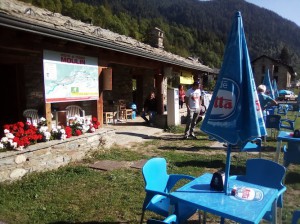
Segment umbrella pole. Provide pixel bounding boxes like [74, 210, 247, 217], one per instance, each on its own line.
[224, 144, 232, 195]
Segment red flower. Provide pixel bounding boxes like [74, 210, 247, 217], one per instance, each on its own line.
[17, 122, 24, 128]
[92, 117, 98, 122]
[3, 124, 10, 130]
[65, 126, 72, 138]
[12, 125, 18, 131]
[75, 129, 82, 136]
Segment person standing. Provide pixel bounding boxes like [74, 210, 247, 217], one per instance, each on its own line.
[257, 84, 278, 123]
[178, 85, 185, 108]
[141, 91, 157, 126]
[184, 81, 202, 139]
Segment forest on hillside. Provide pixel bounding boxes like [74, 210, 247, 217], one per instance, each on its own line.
[20, 0, 300, 75]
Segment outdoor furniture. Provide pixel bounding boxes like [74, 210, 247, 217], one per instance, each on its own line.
[276, 105, 288, 118]
[230, 158, 286, 223]
[282, 142, 300, 167]
[103, 111, 115, 125]
[170, 172, 279, 224]
[234, 138, 262, 167]
[140, 157, 196, 224]
[147, 214, 177, 224]
[275, 131, 300, 163]
[292, 210, 300, 224]
[118, 100, 133, 121]
[65, 105, 85, 118]
[266, 106, 277, 116]
[23, 109, 39, 125]
[280, 112, 299, 131]
[266, 114, 281, 139]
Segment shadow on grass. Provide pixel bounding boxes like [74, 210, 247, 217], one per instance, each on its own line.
[285, 171, 300, 184]
[174, 159, 224, 169]
[159, 134, 186, 141]
[158, 145, 225, 152]
[49, 222, 130, 224]
[174, 159, 246, 176]
[261, 146, 276, 152]
[115, 131, 160, 140]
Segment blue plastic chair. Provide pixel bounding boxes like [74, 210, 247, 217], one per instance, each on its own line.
[266, 106, 277, 115]
[230, 158, 286, 223]
[140, 157, 196, 224]
[240, 138, 262, 153]
[266, 114, 281, 139]
[234, 138, 262, 167]
[292, 210, 300, 224]
[147, 214, 177, 224]
[283, 142, 300, 167]
[280, 111, 299, 131]
[277, 105, 288, 118]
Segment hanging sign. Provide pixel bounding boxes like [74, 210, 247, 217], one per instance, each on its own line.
[43, 50, 99, 103]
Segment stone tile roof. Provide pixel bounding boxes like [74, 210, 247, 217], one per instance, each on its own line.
[0, 0, 216, 73]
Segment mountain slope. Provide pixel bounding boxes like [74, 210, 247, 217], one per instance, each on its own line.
[23, 0, 300, 74]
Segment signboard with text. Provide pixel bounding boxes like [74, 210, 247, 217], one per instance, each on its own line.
[43, 50, 99, 103]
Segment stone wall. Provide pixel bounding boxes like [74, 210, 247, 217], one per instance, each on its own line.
[23, 52, 45, 111]
[0, 128, 116, 183]
[252, 57, 290, 90]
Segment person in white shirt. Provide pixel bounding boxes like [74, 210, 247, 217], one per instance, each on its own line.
[184, 81, 202, 139]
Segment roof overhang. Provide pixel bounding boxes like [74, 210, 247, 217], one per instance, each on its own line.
[0, 13, 214, 73]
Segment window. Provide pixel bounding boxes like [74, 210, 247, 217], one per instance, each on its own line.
[261, 65, 266, 74]
[132, 79, 137, 91]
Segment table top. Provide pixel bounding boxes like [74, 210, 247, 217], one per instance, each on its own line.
[170, 173, 278, 224]
[277, 131, 300, 142]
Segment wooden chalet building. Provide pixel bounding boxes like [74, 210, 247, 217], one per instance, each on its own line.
[0, 0, 216, 129]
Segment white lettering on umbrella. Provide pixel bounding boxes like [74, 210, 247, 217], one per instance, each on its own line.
[209, 78, 240, 120]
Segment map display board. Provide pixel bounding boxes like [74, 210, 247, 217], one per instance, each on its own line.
[43, 50, 99, 103]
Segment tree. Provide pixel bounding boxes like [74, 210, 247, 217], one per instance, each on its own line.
[61, 0, 73, 15]
[279, 46, 291, 64]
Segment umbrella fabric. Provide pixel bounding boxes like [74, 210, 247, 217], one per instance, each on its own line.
[263, 69, 275, 99]
[200, 11, 266, 145]
[272, 80, 279, 99]
[279, 89, 292, 95]
[200, 11, 266, 195]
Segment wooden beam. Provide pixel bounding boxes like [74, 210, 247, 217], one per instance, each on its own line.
[98, 60, 110, 127]
[155, 72, 164, 115]
[45, 103, 52, 131]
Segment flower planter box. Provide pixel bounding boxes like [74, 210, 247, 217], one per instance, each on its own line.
[0, 128, 115, 183]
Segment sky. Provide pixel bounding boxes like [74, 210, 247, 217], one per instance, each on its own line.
[245, 0, 300, 27]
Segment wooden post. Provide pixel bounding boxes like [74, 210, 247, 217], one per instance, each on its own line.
[155, 72, 164, 115]
[45, 103, 52, 131]
[98, 61, 110, 127]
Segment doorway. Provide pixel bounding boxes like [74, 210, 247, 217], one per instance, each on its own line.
[0, 64, 23, 130]
[133, 75, 144, 114]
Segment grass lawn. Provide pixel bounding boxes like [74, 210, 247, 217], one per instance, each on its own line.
[0, 122, 299, 224]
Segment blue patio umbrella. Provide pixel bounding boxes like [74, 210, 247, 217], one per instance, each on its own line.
[272, 79, 279, 99]
[263, 69, 275, 99]
[200, 11, 266, 195]
[278, 89, 292, 95]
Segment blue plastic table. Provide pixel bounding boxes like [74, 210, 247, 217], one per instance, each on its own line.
[276, 131, 300, 162]
[170, 173, 278, 224]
